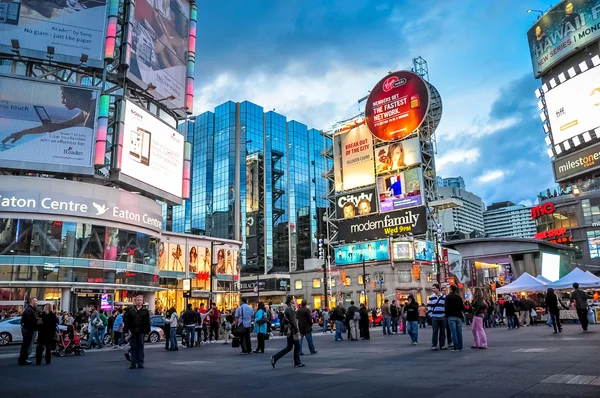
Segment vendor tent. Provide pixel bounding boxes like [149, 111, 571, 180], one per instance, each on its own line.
[536, 275, 552, 284]
[497, 272, 547, 294]
[548, 267, 600, 290]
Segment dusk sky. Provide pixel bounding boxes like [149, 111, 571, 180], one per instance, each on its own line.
[193, 0, 557, 207]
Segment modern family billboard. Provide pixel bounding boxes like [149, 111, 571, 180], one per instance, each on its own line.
[336, 206, 427, 242]
[0, 76, 97, 175]
[333, 123, 376, 192]
[0, 0, 107, 68]
[527, 0, 600, 77]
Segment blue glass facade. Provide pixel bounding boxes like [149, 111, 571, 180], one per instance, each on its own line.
[164, 101, 330, 275]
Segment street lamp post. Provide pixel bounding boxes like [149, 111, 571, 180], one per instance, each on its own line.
[362, 258, 367, 305]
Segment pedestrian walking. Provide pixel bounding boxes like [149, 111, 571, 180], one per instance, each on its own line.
[271, 296, 304, 368]
[321, 307, 330, 334]
[112, 308, 124, 347]
[418, 303, 427, 328]
[182, 304, 197, 348]
[222, 311, 233, 345]
[297, 300, 317, 354]
[87, 305, 103, 349]
[359, 303, 370, 340]
[168, 307, 179, 350]
[346, 301, 360, 341]
[427, 284, 447, 350]
[471, 288, 488, 349]
[18, 297, 37, 366]
[381, 299, 392, 335]
[570, 282, 589, 332]
[35, 304, 57, 365]
[332, 302, 346, 341]
[253, 302, 268, 353]
[445, 285, 465, 352]
[234, 298, 254, 354]
[546, 288, 568, 334]
[123, 293, 151, 369]
[503, 295, 518, 329]
[404, 295, 419, 345]
[208, 302, 220, 343]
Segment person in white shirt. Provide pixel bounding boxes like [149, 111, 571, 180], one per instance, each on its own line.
[168, 307, 179, 351]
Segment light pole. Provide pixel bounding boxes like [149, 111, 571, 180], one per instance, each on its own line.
[362, 257, 367, 305]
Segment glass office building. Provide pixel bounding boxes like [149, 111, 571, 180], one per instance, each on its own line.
[164, 101, 331, 277]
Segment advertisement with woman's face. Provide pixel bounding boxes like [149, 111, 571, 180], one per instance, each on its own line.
[375, 137, 421, 174]
[168, 242, 184, 272]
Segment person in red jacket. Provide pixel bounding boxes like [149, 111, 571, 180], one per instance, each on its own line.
[207, 302, 220, 343]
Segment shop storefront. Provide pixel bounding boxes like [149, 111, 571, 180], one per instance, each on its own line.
[239, 275, 290, 306]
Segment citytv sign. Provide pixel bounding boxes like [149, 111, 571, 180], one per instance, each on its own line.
[531, 202, 555, 220]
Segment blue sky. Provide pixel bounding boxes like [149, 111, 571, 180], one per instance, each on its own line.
[193, 0, 557, 207]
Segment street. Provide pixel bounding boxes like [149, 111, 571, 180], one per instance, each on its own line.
[2, 323, 600, 397]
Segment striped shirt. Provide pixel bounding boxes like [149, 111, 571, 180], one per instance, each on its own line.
[427, 293, 446, 319]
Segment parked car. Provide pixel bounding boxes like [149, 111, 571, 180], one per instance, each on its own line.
[81, 323, 164, 345]
[0, 316, 22, 346]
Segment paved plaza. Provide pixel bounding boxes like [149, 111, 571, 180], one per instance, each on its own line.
[2, 324, 600, 397]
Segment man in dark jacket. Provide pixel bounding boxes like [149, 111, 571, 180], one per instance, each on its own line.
[124, 294, 150, 369]
[181, 304, 197, 348]
[18, 297, 38, 366]
[346, 301, 360, 341]
[271, 296, 304, 368]
[390, 300, 399, 334]
[297, 300, 317, 355]
[445, 285, 466, 351]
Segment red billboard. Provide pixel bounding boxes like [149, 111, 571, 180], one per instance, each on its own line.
[365, 71, 430, 141]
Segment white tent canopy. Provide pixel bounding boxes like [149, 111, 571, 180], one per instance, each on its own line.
[497, 272, 547, 294]
[548, 267, 600, 290]
[536, 275, 552, 284]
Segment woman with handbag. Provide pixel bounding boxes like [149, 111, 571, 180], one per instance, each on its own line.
[254, 302, 268, 353]
[271, 296, 304, 368]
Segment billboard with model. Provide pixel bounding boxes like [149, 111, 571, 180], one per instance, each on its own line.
[0, 0, 107, 68]
[374, 136, 422, 174]
[334, 239, 390, 266]
[333, 123, 376, 192]
[0, 76, 97, 175]
[376, 167, 423, 213]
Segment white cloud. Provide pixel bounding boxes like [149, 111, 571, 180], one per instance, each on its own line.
[518, 199, 534, 207]
[436, 148, 480, 170]
[476, 169, 506, 183]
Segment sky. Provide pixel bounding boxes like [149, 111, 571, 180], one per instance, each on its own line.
[193, 0, 558, 207]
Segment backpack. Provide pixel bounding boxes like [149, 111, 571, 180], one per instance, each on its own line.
[353, 311, 360, 321]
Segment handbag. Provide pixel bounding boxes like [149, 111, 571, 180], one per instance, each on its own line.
[530, 309, 537, 318]
[231, 337, 240, 348]
[232, 307, 246, 337]
[256, 311, 268, 326]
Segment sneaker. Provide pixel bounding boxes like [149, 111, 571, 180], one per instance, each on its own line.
[211, 340, 216, 344]
[431, 346, 438, 351]
[271, 356, 276, 368]
[222, 342, 228, 345]
[294, 363, 306, 368]
[137, 363, 144, 369]
[440, 346, 448, 350]
[450, 348, 458, 352]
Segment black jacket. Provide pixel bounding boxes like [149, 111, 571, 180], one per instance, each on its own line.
[390, 305, 399, 317]
[504, 301, 517, 316]
[124, 306, 151, 335]
[21, 305, 37, 331]
[359, 307, 369, 326]
[346, 305, 359, 321]
[284, 305, 299, 334]
[405, 302, 419, 322]
[38, 312, 58, 343]
[445, 293, 466, 319]
[296, 306, 313, 335]
[331, 306, 346, 322]
[181, 309, 197, 325]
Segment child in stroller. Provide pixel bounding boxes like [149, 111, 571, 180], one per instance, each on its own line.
[53, 324, 85, 357]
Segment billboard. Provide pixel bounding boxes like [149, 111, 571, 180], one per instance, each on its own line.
[334, 239, 390, 265]
[545, 66, 600, 145]
[0, 0, 107, 67]
[552, 140, 600, 181]
[376, 167, 423, 212]
[333, 123, 375, 192]
[336, 206, 427, 242]
[364, 71, 430, 141]
[392, 241, 414, 261]
[413, 240, 435, 262]
[128, 0, 189, 109]
[121, 100, 184, 199]
[0, 76, 97, 175]
[335, 186, 378, 220]
[374, 136, 422, 174]
[213, 245, 240, 276]
[527, 0, 600, 77]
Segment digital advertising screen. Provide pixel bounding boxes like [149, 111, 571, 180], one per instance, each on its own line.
[0, 76, 97, 175]
[374, 136, 422, 175]
[0, 0, 107, 67]
[392, 241, 414, 261]
[336, 206, 427, 242]
[333, 123, 376, 192]
[541, 252, 561, 282]
[121, 100, 184, 199]
[376, 167, 423, 213]
[413, 240, 435, 262]
[335, 239, 390, 265]
[335, 186, 378, 220]
[544, 66, 600, 145]
[553, 141, 600, 182]
[128, 0, 190, 109]
[527, 0, 600, 77]
[364, 71, 430, 142]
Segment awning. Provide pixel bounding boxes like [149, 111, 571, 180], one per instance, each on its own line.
[497, 272, 547, 294]
[548, 268, 600, 290]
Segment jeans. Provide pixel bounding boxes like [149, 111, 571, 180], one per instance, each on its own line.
[322, 320, 329, 333]
[300, 331, 316, 354]
[185, 325, 196, 347]
[391, 316, 399, 333]
[273, 335, 301, 366]
[406, 321, 419, 343]
[576, 309, 589, 331]
[88, 328, 101, 348]
[472, 316, 487, 348]
[335, 320, 344, 341]
[507, 315, 515, 329]
[431, 318, 446, 348]
[28, 331, 37, 357]
[163, 325, 170, 350]
[550, 311, 562, 333]
[169, 327, 178, 349]
[447, 316, 463, 350]
[129, 333, 145, 365]
[382, 316, 391, 335]
[18, 328, 35, 364]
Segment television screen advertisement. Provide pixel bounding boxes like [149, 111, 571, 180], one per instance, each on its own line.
[376, 167, 423, 212]
[544, 66, 600, 145]
[0, 76, 97, 175]
[335, 239, 389, 266]
[392, 241, 414, 261]
[364, 71, 430, 142]
[413, 240, 435, 262]
[336, 206, 427, 242]
[527, 0, 600, 77]
[128, 0, 190, 109]
[375, 136, 422, 174]
[121, 100, 184, 200]
[0, 0, 107, 68]
[552, 141, 600, 181]
[335, 186, 378, 220]
[333, 123, 376, 192]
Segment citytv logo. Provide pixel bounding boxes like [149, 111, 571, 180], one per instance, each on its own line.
[531, 202, 554, 220]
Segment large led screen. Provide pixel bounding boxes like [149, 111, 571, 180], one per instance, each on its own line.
[376, 167, 423, 212]
[335, 239, 389, 265]
[0, 76, 97, 175]
[333, 123, 376, 192]
[335, 186, 378, 220]
[374, 136, 422, 174]
[413, 240, 435, 262]
[121, 100, 184, 199]
[0, 0, 107, 67]
[541, 252, 561, 282]
[545, 66, 600, 145]
[129, 0, 189, 109]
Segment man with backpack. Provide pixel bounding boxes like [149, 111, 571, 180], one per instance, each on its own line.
[346, 301, 360, 341]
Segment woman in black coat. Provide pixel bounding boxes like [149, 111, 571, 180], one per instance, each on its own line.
[359, 304, 370, 340]
[36, 304, 58, 365]
[546, 288, 568, 334]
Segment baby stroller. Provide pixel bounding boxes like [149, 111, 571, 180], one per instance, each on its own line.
[54, 325, 85, 357]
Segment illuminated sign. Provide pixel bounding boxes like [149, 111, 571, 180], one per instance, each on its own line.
[183, 278, 191, 298]
[531, 202, 555, 219]
[534, 228, 567, 240]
